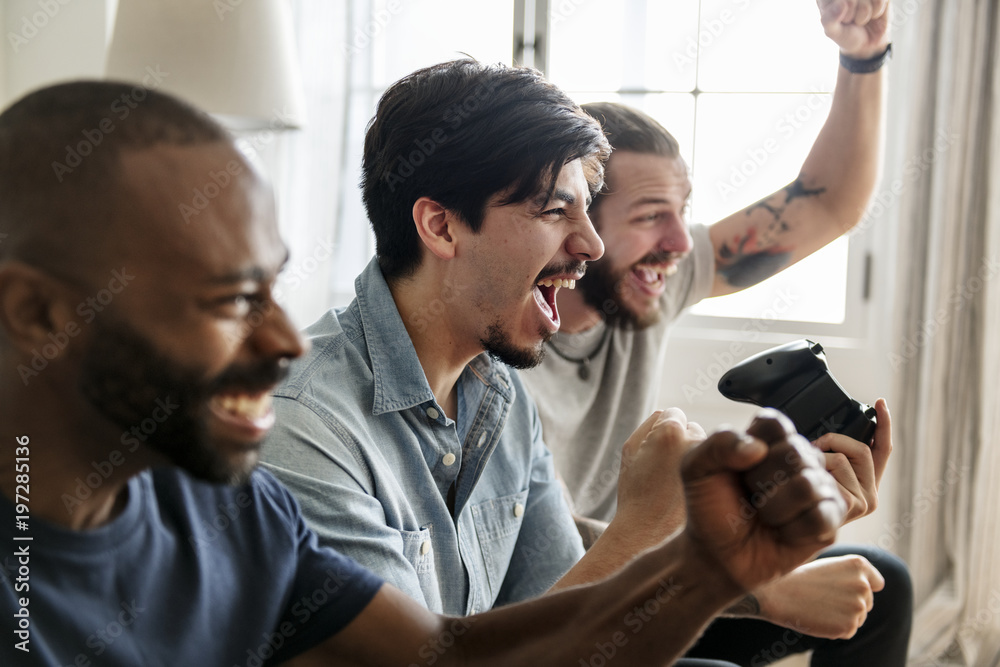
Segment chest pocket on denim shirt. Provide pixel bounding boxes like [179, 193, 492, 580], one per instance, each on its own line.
[398, 526, 443, 610]
[471, 488, 529, 600]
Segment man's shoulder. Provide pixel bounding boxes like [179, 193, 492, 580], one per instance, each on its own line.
[150, 467, 299, 526]
[274, 303, 372, 401]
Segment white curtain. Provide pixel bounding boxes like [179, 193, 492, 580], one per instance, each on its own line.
[887, 1, 1000, 664]
[266, 0, 376, 329]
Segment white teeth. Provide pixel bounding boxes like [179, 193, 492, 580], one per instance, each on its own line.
[636, 264, 678, 279]
[636, 267, 657, 284]
[536, 278, 577, 289]
[217, 393, 272, 419]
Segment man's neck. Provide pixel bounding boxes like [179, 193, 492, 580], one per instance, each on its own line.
[0, 385, 152, 530]
[388, 277, 477, 420]
[556, 287, 604, 334]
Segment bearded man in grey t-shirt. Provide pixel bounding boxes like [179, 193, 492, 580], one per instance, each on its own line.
[521, 6, 915, 660]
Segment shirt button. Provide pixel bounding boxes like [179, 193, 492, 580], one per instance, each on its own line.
[442, 453, 456, 466]
[426, 407, 440, 420]
[513, 503, 525, 518]
[420, 540, 432, 556]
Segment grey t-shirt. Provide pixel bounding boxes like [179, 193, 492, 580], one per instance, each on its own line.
[520, 224, 715, 522]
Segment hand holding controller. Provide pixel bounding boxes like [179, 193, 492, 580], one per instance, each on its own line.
[717, 339, 877, 445]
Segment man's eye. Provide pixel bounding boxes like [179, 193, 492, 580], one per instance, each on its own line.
[541, 207, 566, 218]
[214, 294, 255, 316]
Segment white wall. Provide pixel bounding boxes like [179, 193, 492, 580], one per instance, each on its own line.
[2, 0, 112, 107]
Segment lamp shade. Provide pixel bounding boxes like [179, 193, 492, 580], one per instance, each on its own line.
[105, 0, 306, 132]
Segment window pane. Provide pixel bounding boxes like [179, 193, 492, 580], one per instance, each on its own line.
[568, 92, 695, 167]
[697, 0, 838, 93]
[690, 238, 848, 323]
[691, 92, 830, 222]
[549, 0, 699, 93]
[549, 0, 628, 91]
[372, 0, 514, 87]
[641, 0, 701, 91]
[689, 91, 847, 323]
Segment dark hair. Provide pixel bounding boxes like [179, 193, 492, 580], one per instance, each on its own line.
[580, 102, 681, 218]
[362, 59, 611, 280]
[0, 80, 231, 272]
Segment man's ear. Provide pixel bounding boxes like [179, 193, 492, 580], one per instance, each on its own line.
[0, 262, 80, 356]
[412, 197, 459, 261]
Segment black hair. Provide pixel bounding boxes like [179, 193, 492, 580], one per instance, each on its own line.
[362, 59, 611, 280]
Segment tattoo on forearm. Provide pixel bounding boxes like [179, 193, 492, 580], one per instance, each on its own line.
[716, 178, 826, 288]
[724, 593, 762, 618]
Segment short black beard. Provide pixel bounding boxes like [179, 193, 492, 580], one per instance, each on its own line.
[577, 259, 662, 331]
[78, 316, 286, 484]
[481, 320, 550, 370]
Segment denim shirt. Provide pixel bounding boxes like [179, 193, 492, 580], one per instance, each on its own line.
[261, 259, 584, 616]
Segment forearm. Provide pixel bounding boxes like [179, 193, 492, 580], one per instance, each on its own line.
[547, 517, 680, 591]
[798, 62, 884, 233]
[454, 533, 741, 666]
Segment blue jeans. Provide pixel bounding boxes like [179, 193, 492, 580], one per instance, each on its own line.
[680, 545, 913, 667]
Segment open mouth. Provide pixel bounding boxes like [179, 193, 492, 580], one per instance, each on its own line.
[630, 263, 677, 297]
[207, 390, 276, 442]
[533, 278, 577, 331]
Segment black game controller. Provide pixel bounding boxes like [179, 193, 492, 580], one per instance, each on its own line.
[717, 339, 877, 444]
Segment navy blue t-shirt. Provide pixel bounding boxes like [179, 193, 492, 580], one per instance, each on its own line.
[0, 468, 383, 666]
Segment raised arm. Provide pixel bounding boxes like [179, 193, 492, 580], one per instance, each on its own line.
[285, 411, 845, 666]
[708, 0, 890, 298]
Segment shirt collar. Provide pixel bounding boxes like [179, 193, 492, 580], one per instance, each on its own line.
[355, 259, 436, 415]
[354, 258, 515, 415]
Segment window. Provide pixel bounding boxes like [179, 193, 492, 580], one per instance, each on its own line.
[289, 0, 873, 340]
[543, 0, 869, 335]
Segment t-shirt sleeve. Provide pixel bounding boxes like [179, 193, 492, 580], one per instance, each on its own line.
[661, 223, 716, 317]
[253, 471, 384, 664]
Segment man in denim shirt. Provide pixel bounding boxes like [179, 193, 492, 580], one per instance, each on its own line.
[262, 59, 708, 617]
